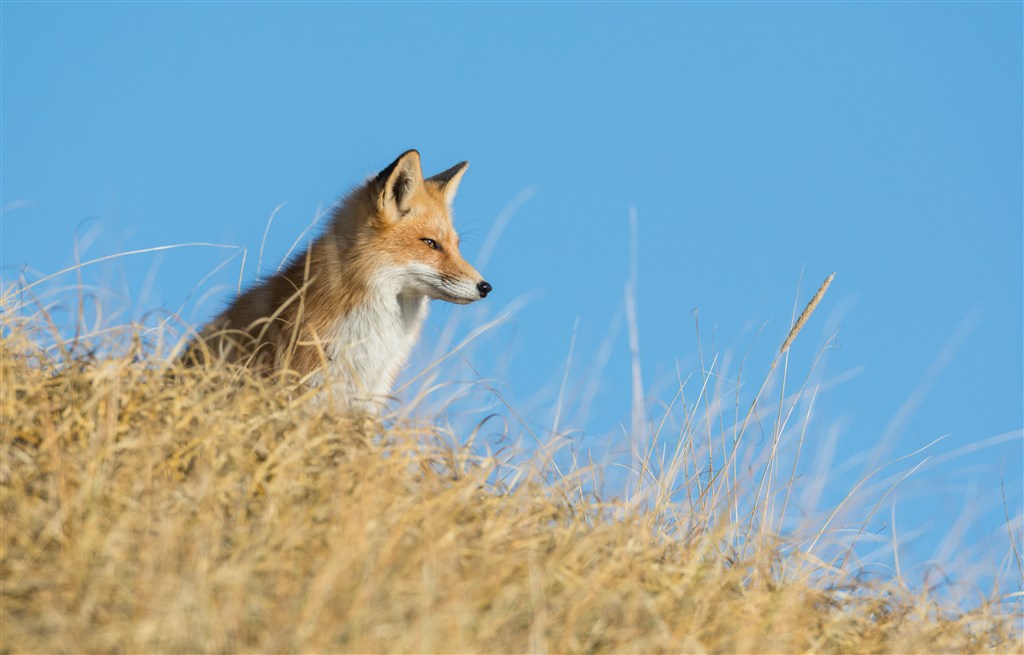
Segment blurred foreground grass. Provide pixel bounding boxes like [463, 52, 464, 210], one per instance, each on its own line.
[1, 306, 1021, 654]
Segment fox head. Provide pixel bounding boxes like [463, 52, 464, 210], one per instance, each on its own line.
[361, 150, 492, 305]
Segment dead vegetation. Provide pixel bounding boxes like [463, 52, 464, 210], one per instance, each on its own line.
[1, 283, 1021, 654]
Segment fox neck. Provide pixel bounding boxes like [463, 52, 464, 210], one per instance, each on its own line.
[304, 195, 433, 407]
[396, 291, 430, 330]
[320, 269, 430, 407]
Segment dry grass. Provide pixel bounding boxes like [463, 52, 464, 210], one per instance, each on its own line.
[780, 273, 834, 356]
[1, 291, 1021, 654]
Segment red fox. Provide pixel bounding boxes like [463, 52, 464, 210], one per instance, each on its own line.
[184, 150, 491, 408]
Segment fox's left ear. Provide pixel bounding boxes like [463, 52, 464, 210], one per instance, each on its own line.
[375, 149, 425, 217]
[427, 161, 468, 207]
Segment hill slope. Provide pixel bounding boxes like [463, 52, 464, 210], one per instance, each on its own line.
[1, 320, 1020, 653]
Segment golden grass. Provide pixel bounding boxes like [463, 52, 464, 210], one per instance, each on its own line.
[780, 273, 835, 356]
[1, 301, 1021, 653]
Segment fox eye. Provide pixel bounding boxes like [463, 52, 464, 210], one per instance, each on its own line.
[421, 238, 442, 251]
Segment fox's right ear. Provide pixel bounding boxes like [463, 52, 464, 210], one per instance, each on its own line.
[374, 150, 424, 217]
[427, 161, 468, 207]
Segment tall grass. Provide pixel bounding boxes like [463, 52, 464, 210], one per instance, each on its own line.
[1, 272, 1021, 653]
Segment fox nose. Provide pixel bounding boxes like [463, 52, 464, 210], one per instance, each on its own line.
[477, 281, 492, 298]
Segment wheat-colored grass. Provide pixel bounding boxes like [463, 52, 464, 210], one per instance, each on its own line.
[780, 272, 835, 356]
[1, 296, 1020, 653]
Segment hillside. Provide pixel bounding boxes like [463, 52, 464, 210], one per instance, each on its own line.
[1, 310, 1020, 654]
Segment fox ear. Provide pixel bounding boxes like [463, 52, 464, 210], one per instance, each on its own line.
[375, 150, 424, 216]
[427, 161, 468, 207]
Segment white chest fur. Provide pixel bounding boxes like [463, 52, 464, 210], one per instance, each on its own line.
[321, 290, 429, 406]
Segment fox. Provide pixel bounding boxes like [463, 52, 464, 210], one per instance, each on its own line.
[183, 149, 492, 408]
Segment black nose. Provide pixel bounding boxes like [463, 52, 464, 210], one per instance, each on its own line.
[477, 281, 492, 298]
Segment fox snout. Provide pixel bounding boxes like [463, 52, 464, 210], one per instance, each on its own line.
[437, 273, 491, 305]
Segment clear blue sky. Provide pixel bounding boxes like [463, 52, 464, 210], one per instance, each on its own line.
[3, 2, 1021, 594]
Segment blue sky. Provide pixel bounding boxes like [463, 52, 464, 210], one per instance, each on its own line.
[3, 2, 1021, 593]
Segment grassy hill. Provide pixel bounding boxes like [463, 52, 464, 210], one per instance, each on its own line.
[1, 298, 1021, 653]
